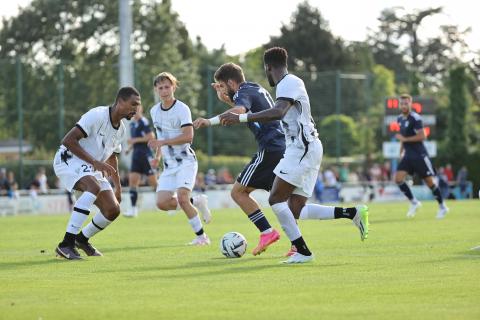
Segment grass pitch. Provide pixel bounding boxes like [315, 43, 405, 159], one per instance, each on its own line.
[1, 200, 479, 319]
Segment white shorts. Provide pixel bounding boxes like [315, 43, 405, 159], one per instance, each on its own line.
[156, 161, 197, 192]
[53, 150, 112, 193]
[273, 139, 323, 197]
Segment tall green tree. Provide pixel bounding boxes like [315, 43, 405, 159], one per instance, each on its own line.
[445, 65, 469, 168]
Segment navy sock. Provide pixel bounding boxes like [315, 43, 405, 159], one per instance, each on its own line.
[398, 182, 414, 201]
[130, 188, 138, 206]
[60, 232, 76, 247]
[430, 185, 444, 205]
[247, 209, 272, 232]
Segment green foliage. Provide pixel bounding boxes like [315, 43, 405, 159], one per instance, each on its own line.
[195, 150, 250, 176]
[445, 65, 469, 168]
[319, 114, 360, 157]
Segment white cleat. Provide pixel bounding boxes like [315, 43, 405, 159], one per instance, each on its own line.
[167, 210, 177, 216]
[193, 194, 212, 224]
[187, 234, 211, 246]
[406, 201, 421, 218]
[123, 207, 137, 218]
[282, 252, 314, 264]
[436, 205, 449, 219]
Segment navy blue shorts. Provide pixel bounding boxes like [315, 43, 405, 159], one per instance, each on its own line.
[397, 155, 435, 178]
[236, 149, 284, 191]
[131, 153, 155, 176]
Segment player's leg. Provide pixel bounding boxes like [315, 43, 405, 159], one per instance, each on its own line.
[125, 171, 141, 217]
[147, 173, 158, 190]
[269, 177, 313, 263]
[395, 165, 421, 217]
[53, 152, 102, 259]
[75, 188, 121, 256]
[292, 194, 369, 241]
[177, 187, 210, 245]
[234, 150, 282, 255]
[423, 176, 449, 219]
[156, 190, 178, 211]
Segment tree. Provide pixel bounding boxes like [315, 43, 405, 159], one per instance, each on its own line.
[319, 114, 360, 157]
[266, 1, 350, 73]
[445, 65, 469, 168]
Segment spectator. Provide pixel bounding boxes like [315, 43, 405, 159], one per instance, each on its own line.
[216, 167, 234, 184]
[444, 163, 454, 182]
[437, 167, 450, 200]
[381, 161, 391, 182]
[7, 171, 19, 199]
[339, 164, 349, 183]
[204, 169, 217, 188]
[37, 167, 49, 194]
[456, 166, 468, 199]
[313, 171, 324, 202]
[194, 172, 206, 192]
[0, 168, 11, 197]
[323, 167, 337, 187]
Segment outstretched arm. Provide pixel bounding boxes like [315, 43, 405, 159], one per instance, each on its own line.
[193, 106, 247, 129]
[219, 99, 292, 125]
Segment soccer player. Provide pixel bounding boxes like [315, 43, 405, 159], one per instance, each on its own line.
[148, 72, 212, 245]
[394, 93, 449, 219]
[123, 104, 157, 218]
[53, 86, 141, 260]
[220, 47, 369, 264]
[193, 62, 284, 255]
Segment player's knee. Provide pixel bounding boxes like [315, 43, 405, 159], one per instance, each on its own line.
[103, 203, 120, 219]
[268, 194, 281, 206]
[230, 187, 245, 202]
[156, 200, 170, 211]
[177, 195, 191, 209]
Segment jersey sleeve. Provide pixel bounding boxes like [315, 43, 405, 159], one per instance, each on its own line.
[179, 105, 193, 127]
[234, 90, 252, 111]
[413, 116, 424, 132]
[76, 109, 98, 138]
[275, 76, 301, 104]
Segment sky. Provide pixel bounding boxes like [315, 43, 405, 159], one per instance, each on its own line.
[2, 0, 479, 55]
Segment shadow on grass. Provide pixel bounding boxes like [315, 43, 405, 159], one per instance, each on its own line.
[103, 244, 186, 253]
[0, 257, 65, 270]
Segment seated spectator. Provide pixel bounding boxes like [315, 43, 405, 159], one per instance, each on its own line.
[216, 167, 234, 184]
[205, 169, 217, 188]
[456, 166, 468, 199]
[37, 167, 49, 194]
[7, 171, 19, 199]
[194, 172, 206, 192]
[0, 168, 11, 197]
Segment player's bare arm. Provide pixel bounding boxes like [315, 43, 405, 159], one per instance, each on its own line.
[193, 106, 247, 129]
[147, 125, 193, 149]
[106, 153, 122, 202]
[219, 99, 292, 125]
[62, 126, 116, 176]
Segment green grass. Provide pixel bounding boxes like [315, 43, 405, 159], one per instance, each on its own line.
[1, 200, 479, 320]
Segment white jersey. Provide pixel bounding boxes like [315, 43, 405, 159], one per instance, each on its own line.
[276, 74, 318, 147]
[150, 100, 196, 170]
[59, 106, 125, 162]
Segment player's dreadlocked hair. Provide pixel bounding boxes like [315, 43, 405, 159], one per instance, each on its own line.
[264, 47, 288, 68]
[214, 63, 245, 84]
[116, 86, 140, 102]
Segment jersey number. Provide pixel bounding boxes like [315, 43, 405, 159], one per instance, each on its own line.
[81, 164, 93, 172]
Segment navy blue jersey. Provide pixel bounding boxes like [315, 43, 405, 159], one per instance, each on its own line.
[233, 82, 285, 152]
[397, 112, 428, 157]
[130, 117, 152, 156]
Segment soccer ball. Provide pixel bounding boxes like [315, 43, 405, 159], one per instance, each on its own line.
[220, 232, 247, 258]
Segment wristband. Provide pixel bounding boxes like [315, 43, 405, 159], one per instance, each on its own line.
[208, 116, 220, 126]
[239, 113, 248, 123]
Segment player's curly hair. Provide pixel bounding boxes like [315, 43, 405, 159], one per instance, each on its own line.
[264, 47, 288, 68]
[214, 63, 245, 84]
[153, 72, 179, 87]
[116, 86, 140, 102]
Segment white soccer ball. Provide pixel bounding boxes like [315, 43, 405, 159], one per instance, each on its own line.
[220, 232, 247, 258]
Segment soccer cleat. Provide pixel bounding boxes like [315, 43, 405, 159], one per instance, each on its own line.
[252, 229, 280, 256]
[284, 245, 297, 257]
[282, 252, 314, 264]
[75, 239, 103, 256]
[406, 201, 421, 218]
[436, 205, 449, 219]
[353, 205, 369, 241]
[55, 245, 82, 260]
[187, 234, 211, 246]
[470, 245, 480, 251]
[193, 194, 212, 224]
[123, 207, 138, 218]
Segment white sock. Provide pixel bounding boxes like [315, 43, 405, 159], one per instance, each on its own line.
[81, 212, 112, 239]
[299, 204, 334, 220]
[65, 191, 97, 234]
[188, 214, 203, 234]
[271, 202, 302, 241]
